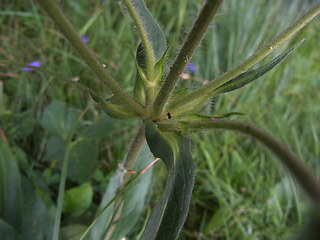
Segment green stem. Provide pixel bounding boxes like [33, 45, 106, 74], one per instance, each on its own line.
[180, 119, 320, 205]
[152, 0, 224, 118]
[122, 123, 146, 183]
[122, 0, 155, 79]
[105, 123, 146, 238]
[36, 0, 146, 117]
[52, 142, 71, 240]
[168, 2, 320, 114]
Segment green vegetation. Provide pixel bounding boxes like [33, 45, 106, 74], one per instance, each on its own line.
[1, 0, 320, 239]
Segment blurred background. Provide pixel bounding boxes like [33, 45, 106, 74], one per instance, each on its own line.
[1, 0, 320, 239]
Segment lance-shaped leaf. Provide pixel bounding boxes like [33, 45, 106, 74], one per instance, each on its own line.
[98, 97, 137, 120]
[142, 120, 195, 240]
[133, 43, 148, 105]
[122, 0, 167, 80]
[212, 40, 304, 95]
[133, 40, 173, 105]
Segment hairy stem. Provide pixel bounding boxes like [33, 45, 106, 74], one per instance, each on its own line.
[152, 0, 224, 118]
[181, 119, 320, 205]
[168, 2, 320, 113]
[122, 0, 155, 79]
[122, 123, 146, 183]
[36, 0, 146, 117]
[104, 123, 145, 238]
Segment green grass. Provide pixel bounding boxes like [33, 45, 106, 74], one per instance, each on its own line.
[1, 0, 320, 239]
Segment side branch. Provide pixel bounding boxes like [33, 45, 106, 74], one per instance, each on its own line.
[36, 0, 146, 117]
[180, 119, 320, 205]
[168, 2, 320, 113]
[152, 0, 224, 118]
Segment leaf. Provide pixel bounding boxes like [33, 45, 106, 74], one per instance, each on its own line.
[84, 115, 117, 139]
[91, 143, 154, 240]
[45, 137, 96, 183]
[41, 100, 79, 139]
[123, 0, 167, 64]
[142, 120, 195, 240]
[20, 177, 55, 240]
[68, 140, 96, 183]
[0, 139, 23, 232]
[63, 182, 93, 216]
[133, 43, 148, 105]
[213, 40, 304, 95]
[98, 97, 137, 119]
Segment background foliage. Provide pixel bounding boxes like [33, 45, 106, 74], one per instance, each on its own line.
[1, 0, 320, 239]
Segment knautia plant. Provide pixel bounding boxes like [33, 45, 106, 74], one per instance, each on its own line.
[6, 0, 320, 239]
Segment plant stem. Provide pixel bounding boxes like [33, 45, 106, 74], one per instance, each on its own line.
[36, 0, 146, 117]
[181, 119, 320, 205]
[168, 2, 320, 114]
[105, 123, 146, 238]
[53, 142, 71, 240]
[122, 123, 146, 183]
[152, 0, 224, 118]
[122, 0, 155, 79]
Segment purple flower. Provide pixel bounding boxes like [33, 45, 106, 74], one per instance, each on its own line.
[186, 63, 196, 73]
[81, 35, 89, 45]
[23, 60, 41, 71]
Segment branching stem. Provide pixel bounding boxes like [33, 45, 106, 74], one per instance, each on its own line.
[168, 2, 320, 114]
[152, 0, 224, 118]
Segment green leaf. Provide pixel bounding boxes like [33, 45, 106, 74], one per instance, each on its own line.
[68, 140, 96, 183]
[91, 143, 154, 240]
[63, 182, 93, 216]
[20, 177, 55, 240]
[84, 115, 117, 139]
[98, 97, 137, 119]
[41, 101, 79, 139]
[123, 0, 167, 65]
[45, 137, 96, 183]
[133, 43, 148, 105]
[213, 40, 304, 95]
[153, 38, 174, 84]
[142, 120, 195, 240]
[0, 140, 23, 232]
